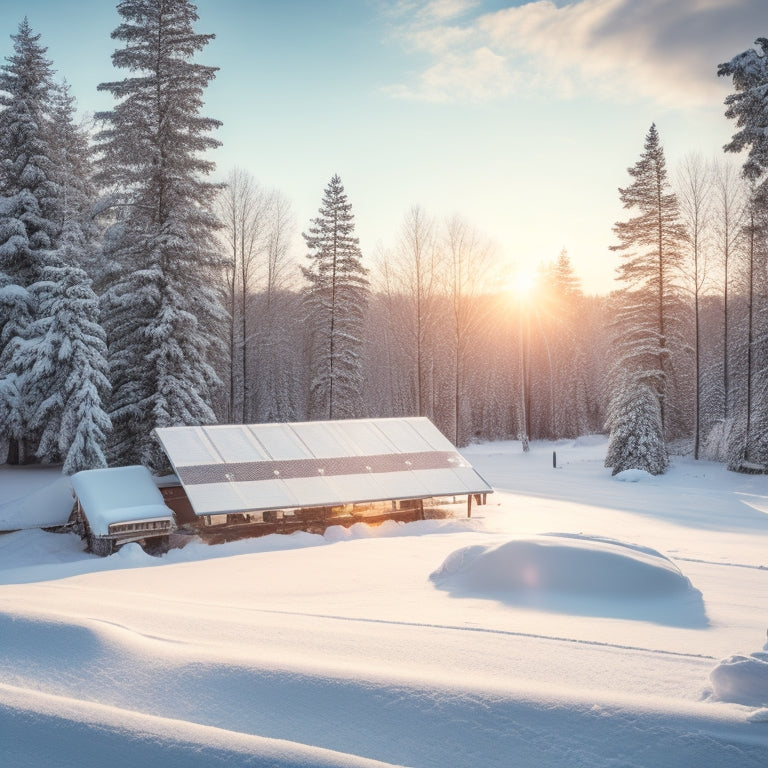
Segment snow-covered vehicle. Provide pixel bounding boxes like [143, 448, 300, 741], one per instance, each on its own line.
[70, 465, 176, 556]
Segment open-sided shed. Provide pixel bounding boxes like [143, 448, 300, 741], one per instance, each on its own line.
[154, 417, 491, 534]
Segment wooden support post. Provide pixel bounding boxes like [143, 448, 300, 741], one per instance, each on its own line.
[467, 494, 472, 518]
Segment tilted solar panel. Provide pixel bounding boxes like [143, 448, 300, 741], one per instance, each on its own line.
[154, 417, 492, 516]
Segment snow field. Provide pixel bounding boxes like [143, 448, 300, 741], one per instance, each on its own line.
[1, 437, 768, 766]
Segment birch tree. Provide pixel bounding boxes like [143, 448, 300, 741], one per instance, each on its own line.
[444, 215, 494, 445]
[676, 154, 711, 459]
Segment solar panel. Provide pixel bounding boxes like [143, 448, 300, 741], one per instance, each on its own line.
[154, 417, 492, 516]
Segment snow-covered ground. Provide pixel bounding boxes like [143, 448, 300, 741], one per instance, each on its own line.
[2, 437, 768, 767]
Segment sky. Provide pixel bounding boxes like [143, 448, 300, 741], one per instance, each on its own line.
[0, 0, 766, 294]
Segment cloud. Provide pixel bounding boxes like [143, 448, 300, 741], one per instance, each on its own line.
[384, 46, 517, 102]
[384, 0, 768, 106]
[423, 0, 482, 20]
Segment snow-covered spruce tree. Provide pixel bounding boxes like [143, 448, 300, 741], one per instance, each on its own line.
[718, 39, 768, 470]
[609, 124, 687, 455]
[48, 80, 101, 273]
[0, 19, 61, 463]
[0, 270, 31, 460]
[96, 0, 225, 469]
[604, 369, 669, 476]
[302, 174, 369, 420]
[13, 257, 111, 474]
[20, 81, 112, 473]
[0, 18, 59, 274]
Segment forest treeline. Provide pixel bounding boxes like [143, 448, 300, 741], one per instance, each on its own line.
[0, 1, 766, 477]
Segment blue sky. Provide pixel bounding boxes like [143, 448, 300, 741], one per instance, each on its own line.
[0, 0, 766, 294]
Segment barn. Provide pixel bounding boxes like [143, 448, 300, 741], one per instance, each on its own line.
[154, 417, 492, 542]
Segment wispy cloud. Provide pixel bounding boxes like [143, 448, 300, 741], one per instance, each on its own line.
[422, 0, 482, 21]
[384, 0, 768, 106]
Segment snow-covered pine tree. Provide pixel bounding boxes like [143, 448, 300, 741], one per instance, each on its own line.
[0, 19, 61, 463]
[608, 125, 687, 465]
[302, 174, 369, 420]
[11, 256, 112, 474]
[0, 270, 31, 461]
[48, 80, 101, 273]
[718, 39, 768, 470]
[604, 369, 669, 476]
[12, 78, 113, 473]
[0, 18, 59, 267]
[96, 0, 225, 469]
[719, 39, 768, 185]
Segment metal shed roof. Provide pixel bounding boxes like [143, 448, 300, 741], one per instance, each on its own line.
[154, 417, 492, 517]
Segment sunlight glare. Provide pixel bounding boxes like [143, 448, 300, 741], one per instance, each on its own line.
[509, 267, 538, 301]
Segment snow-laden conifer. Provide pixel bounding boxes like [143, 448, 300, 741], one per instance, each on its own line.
[302, 174, 369, 420]
[0, 18, 59, 271]
[604, 370, 669, 476]
[0, 271, 31, 460]
[0, 19, 62, 463]
[13, 256, 111, 473]
[719, 39, 768, 185]
[610, 124, 686, 436]
[96, 0, 225, 469]
[48, 80, 101, 273]
[718, 40, 768, 470]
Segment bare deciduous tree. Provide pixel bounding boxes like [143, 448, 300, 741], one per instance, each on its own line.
[216, 169, 295, 422]
[677, 153, 711, 459]
[443, 215, 495, 445]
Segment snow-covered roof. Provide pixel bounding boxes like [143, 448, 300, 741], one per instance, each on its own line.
[154, 417, 492, 517]
[71, 465, 174, 536]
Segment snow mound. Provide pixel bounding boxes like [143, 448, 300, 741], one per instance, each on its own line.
[0, 529, 84, 562]
[710, 636, 768, 708]
[0, 466, 73, 530]
[111, 542, 155, 565]
[613, 469, 655, 483]
[431, 534, 696, 599]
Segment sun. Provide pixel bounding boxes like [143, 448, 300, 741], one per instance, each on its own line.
[509, 267, 538, 301]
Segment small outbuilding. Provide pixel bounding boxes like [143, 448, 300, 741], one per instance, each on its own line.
[70, 465, 176, 556]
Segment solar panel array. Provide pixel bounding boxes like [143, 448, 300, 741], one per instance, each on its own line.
[154, 417, 492, 516]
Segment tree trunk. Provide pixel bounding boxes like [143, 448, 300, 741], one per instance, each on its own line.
[6, 439, 20, 465]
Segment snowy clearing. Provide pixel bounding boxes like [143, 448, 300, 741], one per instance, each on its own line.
[2, 437, 768, 766]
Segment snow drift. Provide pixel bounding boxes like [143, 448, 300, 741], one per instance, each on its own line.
[430, 533, 707, 625]
[710, 634, 768, 709]
[3, 437, 768, 767]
